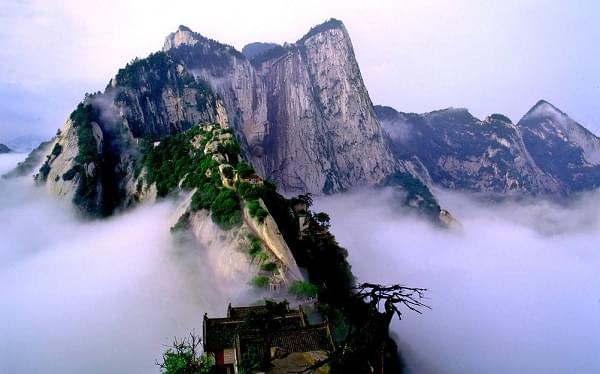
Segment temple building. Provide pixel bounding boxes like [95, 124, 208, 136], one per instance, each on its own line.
[203, 303, 335, 373]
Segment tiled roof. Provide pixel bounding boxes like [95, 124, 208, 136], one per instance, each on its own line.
[272, 326, 334, 353]
[228, 305, 269, 319]
[203, 304, 334, 358]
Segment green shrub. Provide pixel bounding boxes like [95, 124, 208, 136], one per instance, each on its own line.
[190, 183, 219, 211]
[51, 143, 63, 157]
[256, 251, 269, 263]
[221, 164, 234, 179]
[144, 133, 195, 197]
[157, 334, 214, 374]
[70, 103, 100, 165]
[237, 182, 263, 200]
[288, 281, 319, 298]
[210, 188, 241, 229]
[218, 141, 241, 165]
[248, 237, 262, 256]
[236, 162, 255, 178]
[247, 199, 268, 223]
[38, 161, 51, 181]
[260, 262, 277, 272]
[250, 275, 269, 288]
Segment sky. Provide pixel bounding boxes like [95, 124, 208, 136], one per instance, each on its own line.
[1, 0, 599, 142]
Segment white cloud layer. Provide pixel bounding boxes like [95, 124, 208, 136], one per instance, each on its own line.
[315, 188, 600, 374]
[0, 154, 253, 374]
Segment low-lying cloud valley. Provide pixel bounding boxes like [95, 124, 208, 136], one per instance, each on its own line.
[1, 154, 599, 373]
[314, 188, 600, 374]
[0, 154, 254, 373]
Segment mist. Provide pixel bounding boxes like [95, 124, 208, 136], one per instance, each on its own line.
[315, 189, 600, 374]
[0, 154, 253, 373]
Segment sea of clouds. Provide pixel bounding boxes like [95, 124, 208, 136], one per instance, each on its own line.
[2, 151, 600, 373]
[315, 188, 600, 374]
[0, 154, 253, 373]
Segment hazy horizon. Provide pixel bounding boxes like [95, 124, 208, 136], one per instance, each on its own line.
[1, 0, 599, 141]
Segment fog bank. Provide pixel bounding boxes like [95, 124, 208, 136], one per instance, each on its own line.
[0, 155, 252, 373]
[315, 189, 600, 374]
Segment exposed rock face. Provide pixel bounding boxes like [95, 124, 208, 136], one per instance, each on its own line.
[42, 120, 82, 200]
[518, 100, 600, 191]
[164, 19, 398, 193]
[34, 19, 436, 216]
[242, 199, 303, 280]
[377, 101, 600, 195]
[109, 52, 227, 139]
[188, 208, 255, 286]
[35, 117, 105, 213]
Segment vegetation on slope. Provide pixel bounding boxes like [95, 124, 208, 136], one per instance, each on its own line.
[141, 123, 274, 230]
[65, 102, 106, 216]
[143, 123, 419, 372]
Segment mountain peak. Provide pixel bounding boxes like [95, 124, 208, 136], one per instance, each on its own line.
[524, 99, 566, 119]
[177, 25, 192, 32]
[299, 18, 346, 42]
[163, 25, 204, 51]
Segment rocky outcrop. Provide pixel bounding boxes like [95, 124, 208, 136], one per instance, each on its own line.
[188, 208, 256, 285]
[0, 144, 12, 153]
[377, 101, 600, 195]
[34, 116, 105, 214]
[41, 119, 82, 200]
[517, 100, 600, 191]
[242, 199, 303, 280]
[164, 19, 399, 193]
[108, 52, 227, 140]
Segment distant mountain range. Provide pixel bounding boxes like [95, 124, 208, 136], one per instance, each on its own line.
[376, 100, 600, 196]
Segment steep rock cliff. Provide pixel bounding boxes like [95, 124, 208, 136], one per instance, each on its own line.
[163, 19, 399, 193]
[34, 19, 437, 217]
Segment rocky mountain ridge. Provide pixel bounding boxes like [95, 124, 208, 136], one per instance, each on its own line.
[377, 100, 600, 195]
[162, 19, 402, 194]
[23, 18, 441, 221]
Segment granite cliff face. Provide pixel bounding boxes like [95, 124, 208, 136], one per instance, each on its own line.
[30, 19, 436, 218]
[377, 101, 600, 195]
[163, 19, 398, 193]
